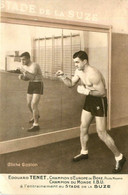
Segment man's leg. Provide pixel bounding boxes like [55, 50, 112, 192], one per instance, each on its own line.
[27, 94, 33, 114]
[27, 94, 40, 123]
[96, 116, 126, 173]
[73, 109, 93, 162]
[31, 94, 41, 124]
[28, 94, 41, 132]
[80, 110, 93, 152]
[96, 117, 120, 156]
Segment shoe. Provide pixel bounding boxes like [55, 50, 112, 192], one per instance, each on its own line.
[112, 156, 126, 173]
[29, 115, 40, 123]
[73, 153, 88, 162]
[27, 125, 40, 132]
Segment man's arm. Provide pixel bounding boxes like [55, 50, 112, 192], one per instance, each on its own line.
[89, 82, 106, 97]
[56, 70, 79, 87]
[87, 75, 106, 97]
[77, 73, 106, 97]
[20, 64, 37, 80]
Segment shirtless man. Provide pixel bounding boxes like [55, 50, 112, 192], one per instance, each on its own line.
[19, 52, 43, 132]
[56, 50, 126, 173]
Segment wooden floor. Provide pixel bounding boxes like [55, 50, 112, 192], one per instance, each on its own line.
[0, 126, 127, 174]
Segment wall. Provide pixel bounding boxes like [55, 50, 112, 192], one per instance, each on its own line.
[1, 0, 128, 33]
[1, 0, 128, 129]
[0, 23, 32, 70]
[88, 32, 108, 88]
[111, 33, 128, 127]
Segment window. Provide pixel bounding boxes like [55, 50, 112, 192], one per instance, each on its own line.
[33, 33, 81, 79]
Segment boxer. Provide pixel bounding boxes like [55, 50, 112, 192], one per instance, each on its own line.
[56, 50, 126, 173]
[19, 52, 43, 132]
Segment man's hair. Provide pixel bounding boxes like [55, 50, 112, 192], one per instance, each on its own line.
[20, 52, 30, 59]
[73, 50, 88, 61]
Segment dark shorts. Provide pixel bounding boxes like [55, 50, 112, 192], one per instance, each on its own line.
[27, 82, 43, 95]
[83, 95, 108, 117]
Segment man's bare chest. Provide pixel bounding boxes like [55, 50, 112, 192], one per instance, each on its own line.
[78, 71, 92, 87]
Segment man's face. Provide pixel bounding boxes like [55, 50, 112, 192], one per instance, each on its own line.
[21, 56, 30, 65]
[73, 57, 87, 71]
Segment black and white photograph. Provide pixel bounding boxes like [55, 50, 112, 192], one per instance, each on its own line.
[0, 0, 128, 194]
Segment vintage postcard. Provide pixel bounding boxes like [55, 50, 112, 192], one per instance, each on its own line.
[0, 0, 128, 194]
